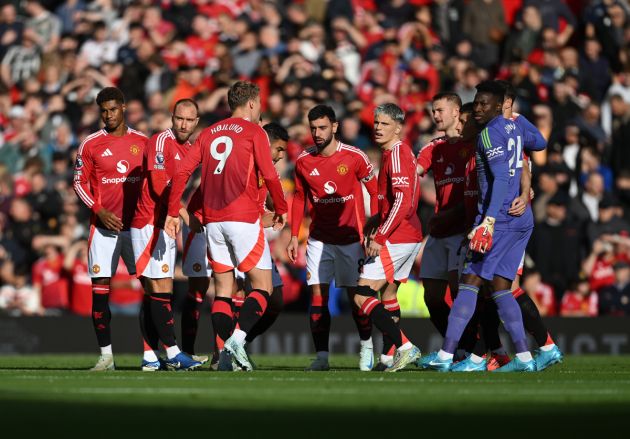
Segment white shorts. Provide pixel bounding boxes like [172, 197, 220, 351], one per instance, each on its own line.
[130, 225, 176, 279]
[360, 241, 422, 284]
[306, 238, 364, 287]
[420, 234, 466, 280]
[182, 224, 212, 278]
[88, 226, 135, 278]
[205, 220, 271, 273]
[235, 256, 283, 289]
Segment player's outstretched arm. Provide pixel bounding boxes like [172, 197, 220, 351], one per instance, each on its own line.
[164, 215, 180, 239]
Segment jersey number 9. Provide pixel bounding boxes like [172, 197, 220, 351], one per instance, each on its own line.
[210, 136, 233, 175]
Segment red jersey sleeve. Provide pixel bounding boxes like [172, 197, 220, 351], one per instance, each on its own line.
[73, 140, 102, 213]
[374, 147, 413, 245]
[354, 151, 378, 217]
[416, 141, 435, 173]
[168, 135, 202, 217]
[253, 128, 287, 215]
[146, 135, 170, 199]
[290, 165, 307, 237]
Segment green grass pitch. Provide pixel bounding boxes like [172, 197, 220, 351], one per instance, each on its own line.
[1, 355, 629, 437]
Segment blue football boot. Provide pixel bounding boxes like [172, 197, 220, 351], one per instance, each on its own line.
[493, 356, 536, 372]
[420, 351, 452, 372]
[451, 355, 487, 372]
[165, 352, 203, 371]
[535, 345, 563, 371]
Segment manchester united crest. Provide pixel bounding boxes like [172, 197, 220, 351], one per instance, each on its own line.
[130, 145, 141, 155]
[92, 264, 100, 274]
[161, 264, 169, 273]
[337, 164, 348, 175]
[193, 263, 202, 272]
[258, 176, 264, 188]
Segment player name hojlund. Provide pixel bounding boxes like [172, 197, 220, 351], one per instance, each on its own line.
[209, 123, 244, 134]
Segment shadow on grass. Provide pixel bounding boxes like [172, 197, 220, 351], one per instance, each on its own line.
[0, 398, 627, 437]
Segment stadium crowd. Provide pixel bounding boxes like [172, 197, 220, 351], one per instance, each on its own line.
[0, 0, 630, 319]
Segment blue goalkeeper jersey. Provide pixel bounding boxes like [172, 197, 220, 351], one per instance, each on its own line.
[475, 115, 544, 231]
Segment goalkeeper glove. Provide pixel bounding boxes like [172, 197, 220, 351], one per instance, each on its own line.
[468, 216, 495, 253]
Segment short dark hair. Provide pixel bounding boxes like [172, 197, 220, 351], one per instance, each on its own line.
[227, 81, 260, 111]
[173, 98, 199, 116]
[308, 105, 337, 123]
[460, 102, 474, 114]
[96, 87, 125, 106]
[263, 122, 289, 142]
[494, 79, 516, 102]
[475, 80, 505, 103]
[432, 92, 462, 108]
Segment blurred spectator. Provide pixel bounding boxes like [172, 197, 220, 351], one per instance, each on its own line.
[586, 194, 630, 244]
[503, 5, 543, 63]
[580, 38, 611, 102]
[462, 0, 507, 69]
[529, 191, 584, 299]
[79, 21, 119, 67]
[524, 0, 576, 47]
[521, 269, 557, 316]
[560, 276, 598, 317]
[31, 244, 69, 314]
[24, 0, 61, 54]
[583, 234, 617, 293]
[0, 2, 24, 59]
[585, 0, 627, 71]
[63, 239, 91, 317]
[598, 261, 630, 316]
[576, 170, 606, 222]
[1, 28, 41, 87]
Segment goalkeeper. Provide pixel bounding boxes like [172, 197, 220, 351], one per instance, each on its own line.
[424, 80, 545, 372]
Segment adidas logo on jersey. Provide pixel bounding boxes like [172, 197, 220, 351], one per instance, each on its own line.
[101, 148, 113, 157]
[310, 168, 320, 176]
[175, 153, 181, 160]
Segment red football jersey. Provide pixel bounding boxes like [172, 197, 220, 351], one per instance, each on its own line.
[132, 129, 192, 228]
[32, 255, 69, 310]
[417, 136, 473, 235]
[168, 117, 287, 223]
[73, 128, 147, 230]
[291, 141, 378, 245]
[69, 259, 92, 316]
[374, 141, 423, 245]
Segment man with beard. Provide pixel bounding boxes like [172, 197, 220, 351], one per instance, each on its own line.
[287, 105, 378, 371]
